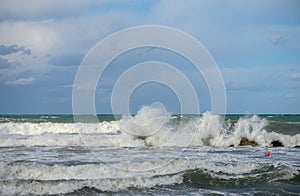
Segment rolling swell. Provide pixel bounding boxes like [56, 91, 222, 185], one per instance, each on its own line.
[1, 159, 298, 195]
[183, 163, 299, 185]
[183, 168, 300, 195]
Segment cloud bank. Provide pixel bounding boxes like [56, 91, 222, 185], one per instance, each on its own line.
[0, 44, 31, 55]
[0, 0, 299, 113]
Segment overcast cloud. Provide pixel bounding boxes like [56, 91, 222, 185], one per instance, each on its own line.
[0, 0, 299, 114]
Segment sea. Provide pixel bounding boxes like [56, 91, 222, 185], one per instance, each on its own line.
[0, 106, 299, 195]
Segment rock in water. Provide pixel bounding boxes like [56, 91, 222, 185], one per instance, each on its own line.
[239, 138, 257, 147]
[294, 146, 300, 148]
[271, 140, 284, 147]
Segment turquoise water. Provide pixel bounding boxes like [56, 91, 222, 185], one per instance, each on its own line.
[0, 112, 299, 195]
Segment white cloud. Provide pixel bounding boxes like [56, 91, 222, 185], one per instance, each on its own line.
[5, 77, 35, 85]
[0, 3, 137, 86]
[0, 21, 58, 56]
[151, 1, 300, 58]
[0, 1, 110, 20]
[269, 34, 285, 44]
[0, 0, 299, 114]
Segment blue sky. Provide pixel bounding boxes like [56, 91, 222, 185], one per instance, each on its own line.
[0, 0, 299, 114]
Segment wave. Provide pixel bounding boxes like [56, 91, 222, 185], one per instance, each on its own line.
[0, 121, 120, 135]
[0, 106, 299, 147]
[0, 175, 182, 195]
[0, 159, 298, 195]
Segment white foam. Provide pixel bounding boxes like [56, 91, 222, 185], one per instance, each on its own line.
[0, 175, 183, 195]
[0, 133, 147, 147]
[120, 105, 171, 138]
[3, 158, 293, 181]
[1, 107, 299, 147]
[0, 159, 195, 194]
[0, 121, 120, 135]
[0, 159, 260, 184]
[144, 112, 225, 147]
[1, 157, 298, 195]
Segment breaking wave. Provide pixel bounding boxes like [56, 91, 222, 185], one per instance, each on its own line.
[0, 106, 299, 147]
[0, 159, 298, 195]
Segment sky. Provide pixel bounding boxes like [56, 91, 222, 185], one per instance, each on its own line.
[0, 0, 300, 114]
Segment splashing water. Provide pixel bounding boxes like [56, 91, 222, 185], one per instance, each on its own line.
[0, 108, 300, 195]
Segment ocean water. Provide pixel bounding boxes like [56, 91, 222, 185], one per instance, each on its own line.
[0, 107, 299, 195]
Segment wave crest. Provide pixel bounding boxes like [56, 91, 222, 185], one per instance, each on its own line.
[0, 107, 299, 147]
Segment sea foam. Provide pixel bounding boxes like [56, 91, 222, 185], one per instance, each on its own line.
[0, 107, 299, 147]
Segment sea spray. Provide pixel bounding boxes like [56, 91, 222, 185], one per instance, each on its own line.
[0, 110, 300, 195]
[0, 107, 299, 147]
[119, 104, 171, 139]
